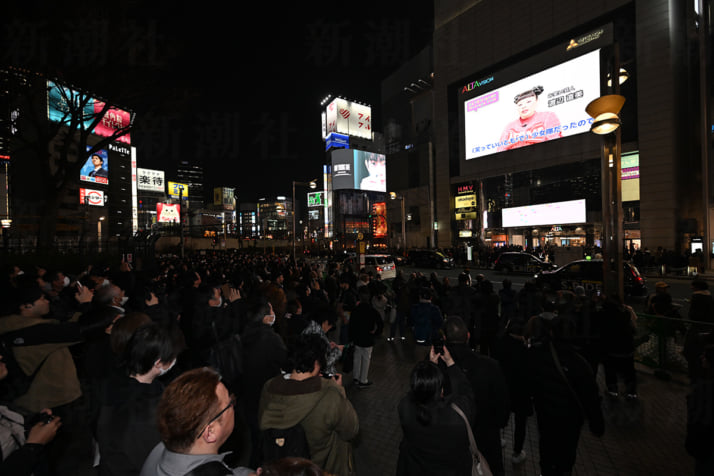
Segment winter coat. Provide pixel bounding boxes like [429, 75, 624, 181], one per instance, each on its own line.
[493, 334, 533, 417]
[259, 375, 359, 476]
[408, 301, 443, 345]
[396, 365, 475, 476]
[526, 339, 604, 436]
[241, 322, 287, 426]
[96, 374, 164, 476]
[0, 314, 82, 413]
[140, 442, 253, 476]
[349, 302, 383, 348]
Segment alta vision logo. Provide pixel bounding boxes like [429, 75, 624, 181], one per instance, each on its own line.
[461, 76, 494, 94]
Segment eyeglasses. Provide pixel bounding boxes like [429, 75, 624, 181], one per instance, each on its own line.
[196, 394, 236, 440]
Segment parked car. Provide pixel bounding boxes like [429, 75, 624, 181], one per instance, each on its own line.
[342, 254, 397, 280]
[534, 259, 647, 297]
[493, 252, 556, 274]
[407, 249, 455, 269]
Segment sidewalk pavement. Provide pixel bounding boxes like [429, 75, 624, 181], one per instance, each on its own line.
[346, 334, 694, 476]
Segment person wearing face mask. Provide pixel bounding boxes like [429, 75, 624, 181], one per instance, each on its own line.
[95, 322, 178, 476]
[240, 295, 288, 468]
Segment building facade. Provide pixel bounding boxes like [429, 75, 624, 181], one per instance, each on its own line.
[429, 0, 710, 263]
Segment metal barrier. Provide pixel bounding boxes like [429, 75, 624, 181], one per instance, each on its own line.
[634, 312, 714, 378]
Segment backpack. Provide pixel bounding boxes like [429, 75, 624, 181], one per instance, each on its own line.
[259, 424, 311, 465]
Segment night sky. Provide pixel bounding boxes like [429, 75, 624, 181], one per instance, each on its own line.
[3, 1, 434, 202]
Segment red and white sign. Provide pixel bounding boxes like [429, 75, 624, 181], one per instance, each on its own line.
[157, 203, 181, 223]
[324, 98, 372, 140]
[79, 188, 105, 206]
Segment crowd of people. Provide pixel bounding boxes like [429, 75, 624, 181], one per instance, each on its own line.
[0, 249, 695, 476]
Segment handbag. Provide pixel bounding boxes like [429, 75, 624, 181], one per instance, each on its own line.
[450, 403, 493, 476]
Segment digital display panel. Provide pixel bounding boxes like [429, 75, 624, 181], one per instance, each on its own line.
[502, 199, 586, 227]
[463, 49, 601, 160]
[331, 149, 386, 192]
[80, 147, 109, 185]
[621, 152, 640, 202]
[47, 81, 131, 144]
[308, 191, 325, 207]
[156, 203, 181, 223]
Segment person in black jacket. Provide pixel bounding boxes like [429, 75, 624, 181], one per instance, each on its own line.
[241, 295, 288, 467]
[397, 345, 475, 476]
[492, 319, 532, 466]
[349, 287, 383, 388]
[95, 322, 178, 476]
[526, 314, 604, 476]
[445, 316, 509, 476]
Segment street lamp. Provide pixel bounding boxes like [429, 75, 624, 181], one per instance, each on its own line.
[389, 192, 406, 252]
[586, 92, 626, 302]
[293, 179, 318, 262]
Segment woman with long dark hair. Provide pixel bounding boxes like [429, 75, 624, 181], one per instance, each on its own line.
[396, 346, 476, 476]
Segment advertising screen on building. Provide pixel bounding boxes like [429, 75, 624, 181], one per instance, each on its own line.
[463, 49, 601, 160]
[213, 187, 235, 210]
[331, 149, 386, 192]
[372, 202, 387, 238]
[157, 203, 181, 223]
[137, 168, 165, 192]
[621, 152, 640, 202]
[79, 188, 105, 206]
[324, 98, 372, 140]
[47, 81, 131, 144]
[308, 191, 325, 207]
[168, 181, 189, 199]
[502, 199, 586, 227]
[80, 147, 109, 185]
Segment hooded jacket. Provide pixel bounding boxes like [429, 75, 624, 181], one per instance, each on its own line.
[258, 375, 359, 476]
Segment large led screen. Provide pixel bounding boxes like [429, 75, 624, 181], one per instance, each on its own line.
[80, 147, 109, 185]
[502, 199, 586, 227]
[331, 149, 386, 192]
[47, 81, 132, 144]
[157, 203, 181, 223]
[463, 50, 601, 160]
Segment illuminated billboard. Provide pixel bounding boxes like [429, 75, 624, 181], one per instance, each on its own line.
[157, 203, 181, 223]
[324, 98, 372, 140]
[79, 188, 105, 206]
[47, 81, 131, 144]
[308, 191, 325, 207]
[80, 147, 109, 185]
[331, 149, 386, 192]
[502, 199, 586, 227]
[137, 168, 165, 192]
[621, 152, 640, 202]
[372, 202, 387, 238]
[213, 187, 235, 210]
[463, 49, 601, 160]
[168, 181, 189, 199]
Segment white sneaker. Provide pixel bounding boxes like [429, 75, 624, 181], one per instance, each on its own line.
[511, 450, 526, 464]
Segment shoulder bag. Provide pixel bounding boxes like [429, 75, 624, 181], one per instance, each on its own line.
[450, 403, 493, 476]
